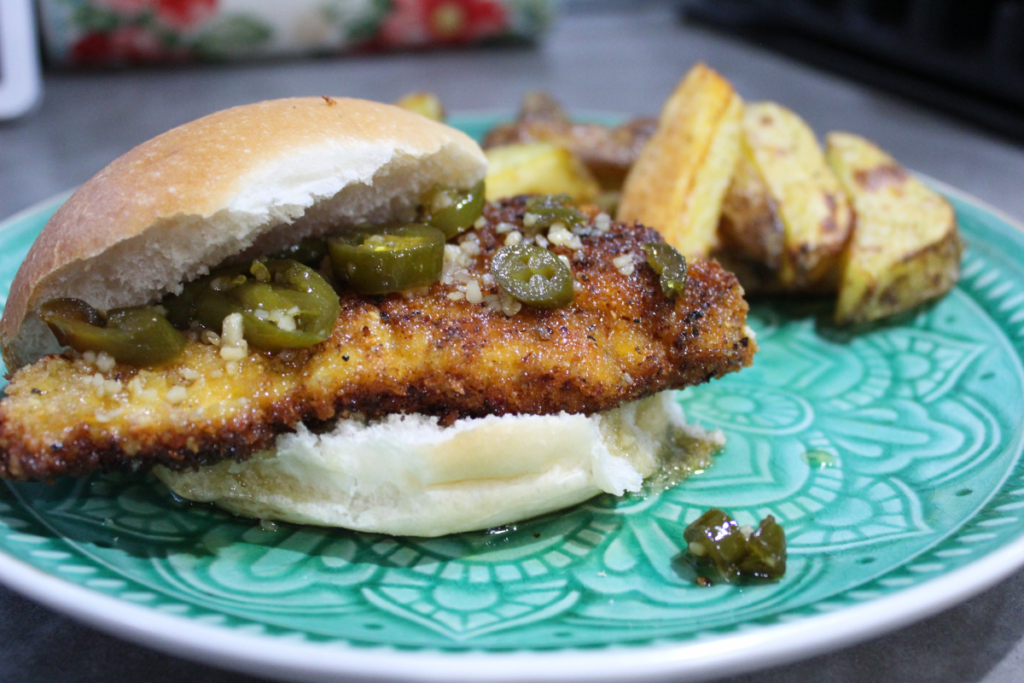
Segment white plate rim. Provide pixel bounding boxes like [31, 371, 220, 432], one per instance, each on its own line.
[1, 517, 1023, 683]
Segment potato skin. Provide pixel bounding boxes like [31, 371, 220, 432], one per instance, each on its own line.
[827, 132, 962, 325]
[719, 102, 852, 292]
[718, 147, 785, 275]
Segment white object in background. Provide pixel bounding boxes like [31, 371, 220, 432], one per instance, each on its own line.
[0, 0, 42, 119]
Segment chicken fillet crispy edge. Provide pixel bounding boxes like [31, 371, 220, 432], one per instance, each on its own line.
[0, 198, 756, 480]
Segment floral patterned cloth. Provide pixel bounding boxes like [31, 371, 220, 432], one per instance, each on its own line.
[39, 0, 553, 66]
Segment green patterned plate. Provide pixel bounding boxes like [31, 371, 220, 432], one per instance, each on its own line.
[0, 115, 1023, 683]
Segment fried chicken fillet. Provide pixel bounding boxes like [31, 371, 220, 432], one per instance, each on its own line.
[0, 198, 755, 481]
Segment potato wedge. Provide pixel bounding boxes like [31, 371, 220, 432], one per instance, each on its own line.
[617, 64, 742, 258]
[718, 144, 785, 275]
[827, 132, 961, 325]
[483, 91, 658, 191]
[394, 92, 446, 122]
[720, 102, 852, 290]
[484, 143, 601, 203]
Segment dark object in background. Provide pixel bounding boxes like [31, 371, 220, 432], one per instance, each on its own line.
[683, 0, 1024, 144]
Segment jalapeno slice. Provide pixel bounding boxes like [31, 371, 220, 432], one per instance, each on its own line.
[162, 278, 204, 330]
[682, 508, 787, 584]
[737, 516, 787, 580]
[523, 194, 587, 233]
[491, 244, 574, 309]
[328, 224, 445, 295]
[683, 508, 748, 578]
[38, 298, 186, 366]
[642, 242, 687, 298]
[163, 259, 340, 351]
[423, 180, 485, 239]
[272, 237, 328, 268]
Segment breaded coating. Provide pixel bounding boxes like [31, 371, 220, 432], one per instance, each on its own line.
[0, 198, 755, 480]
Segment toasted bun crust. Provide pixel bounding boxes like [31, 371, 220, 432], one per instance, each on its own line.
[155, 393, 723, 537]
[1, 97, 486, 370]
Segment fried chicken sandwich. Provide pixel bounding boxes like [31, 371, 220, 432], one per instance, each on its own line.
[0, 98, 756, 536]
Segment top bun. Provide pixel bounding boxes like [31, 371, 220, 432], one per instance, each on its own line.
[1, 97, 487, 370]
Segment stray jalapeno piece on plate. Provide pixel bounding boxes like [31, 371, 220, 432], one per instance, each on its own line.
[683, 508, 787, 584]
[328, 224, 445, 295]
[38, 298, 186, 366]
[642, 242, 687, 298]
[163, 259, 340, 351]
[737, 516, 787, 581]
[491, 244, 574, 309]
[683, 508, 748, 580]
[423, 180, 485, 239]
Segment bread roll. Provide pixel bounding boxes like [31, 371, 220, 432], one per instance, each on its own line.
[156, 393, 723, 537]
[1, 97, 486, 370]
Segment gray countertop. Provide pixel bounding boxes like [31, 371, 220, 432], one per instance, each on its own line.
[2, 5, 1024, 682]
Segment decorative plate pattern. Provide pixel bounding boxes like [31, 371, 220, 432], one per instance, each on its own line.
[0, 116, 1023, 679]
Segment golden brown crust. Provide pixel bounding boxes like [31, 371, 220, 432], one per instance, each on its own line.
[0, 199, 755, 481]
[616, 64, 743, 258]
[828, 132, 961, 324]
[1, 97, 486, 370]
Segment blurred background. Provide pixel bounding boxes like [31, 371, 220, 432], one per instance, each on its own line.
[3, 0, 1024, 220]
[16, 0, 1024, 141]
[2, 1, 1024, 682]
[684, 0, 1024, 144]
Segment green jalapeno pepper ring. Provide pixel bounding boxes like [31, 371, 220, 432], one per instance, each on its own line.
[491, 244, 574, 309]
[328, 224, 445, 295]
[423, 180, 485, 240]
[163, 259, 340, 351]
[273, 237, 328, 268]
[38, 298, 186, 367]
[642, 242, 687, 298]
[523, 194, 588, 233]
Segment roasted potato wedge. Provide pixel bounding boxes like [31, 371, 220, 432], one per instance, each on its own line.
[484, 143, 601, 203]
[827, 132, 962, 325]
[718, 144, 785, 274]
[618, 64, 742, 259]
[483, 92, 657, 191]
[394, 92, 446, 122]
[505, 90, 571, 126]
[720, 102, 852, 290]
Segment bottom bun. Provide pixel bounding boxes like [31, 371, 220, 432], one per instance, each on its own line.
[155, 392, 723, 537]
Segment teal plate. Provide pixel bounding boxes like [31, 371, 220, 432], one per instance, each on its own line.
[1, 115, 1024, 682]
